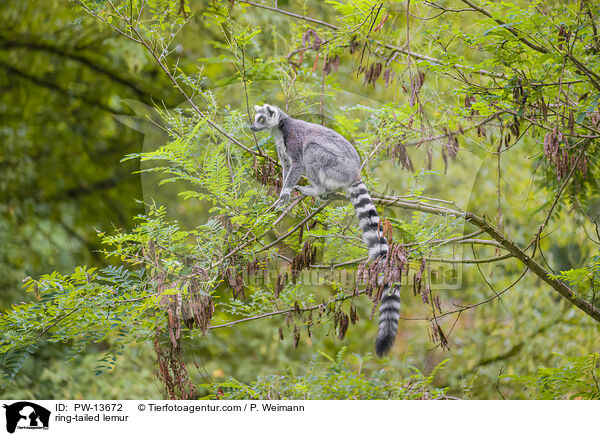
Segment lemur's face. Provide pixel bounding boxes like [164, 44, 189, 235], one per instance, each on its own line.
[250, 104, 279, 131]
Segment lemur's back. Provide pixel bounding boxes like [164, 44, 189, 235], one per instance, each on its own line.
[278, 116, 361, 178]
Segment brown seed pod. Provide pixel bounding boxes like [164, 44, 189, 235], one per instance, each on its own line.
[274, 272, 287, 298]
[413, 258, 426, 296]
[290, 241, 317, 283]
[390, 141, 414, 172]
[420, 287, 430, 304]
[349, 35, 359, 54]
[293, 325, 300, 348]
[336, 311, 349, 340]
[350, 303, 359, 324]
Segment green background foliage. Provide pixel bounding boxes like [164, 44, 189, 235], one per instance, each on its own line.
[1, 0, 599, 400]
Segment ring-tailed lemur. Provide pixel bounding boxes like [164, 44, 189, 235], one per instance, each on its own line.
[250, 103, 400, 356]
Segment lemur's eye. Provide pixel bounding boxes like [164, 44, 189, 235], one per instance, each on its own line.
[258, 116, 265, 123]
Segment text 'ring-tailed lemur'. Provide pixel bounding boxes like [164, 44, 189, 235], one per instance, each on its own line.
[249, 103, 401, 356]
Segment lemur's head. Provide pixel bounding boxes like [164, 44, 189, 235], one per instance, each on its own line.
[250, 104, 280, 131]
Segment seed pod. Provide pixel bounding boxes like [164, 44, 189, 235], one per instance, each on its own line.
[293, 325, 300, 348]
[350, 303, 359, 324]
[337, 311, 349, 340]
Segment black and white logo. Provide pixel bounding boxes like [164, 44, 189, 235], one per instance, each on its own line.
[3, 402, 50, 433]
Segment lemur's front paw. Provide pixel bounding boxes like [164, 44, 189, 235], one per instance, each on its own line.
[273, 191, 291, 209]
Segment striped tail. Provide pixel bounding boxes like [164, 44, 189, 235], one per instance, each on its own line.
[347, 180, 401, 357]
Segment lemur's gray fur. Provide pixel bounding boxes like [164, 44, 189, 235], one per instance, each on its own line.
[250, 104, 400, 356]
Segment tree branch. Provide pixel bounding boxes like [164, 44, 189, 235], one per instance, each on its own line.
[210, 287, 366, 330]
[237, 0, 337, 29]
[426, 253, 512, 264]
[74, 0, 275, 164]
[457, 0, 549, 54]
[372, 196, 600, 323]
[237, 0, 507, 79]
[459, 0, 600, 90]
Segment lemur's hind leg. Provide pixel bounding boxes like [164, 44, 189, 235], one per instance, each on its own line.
[296, 184, 327, 197]
[297, 185, 347, 202]
[296, 184, 334, 203]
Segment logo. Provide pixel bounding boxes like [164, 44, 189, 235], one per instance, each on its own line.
[2, 402, 50, 434]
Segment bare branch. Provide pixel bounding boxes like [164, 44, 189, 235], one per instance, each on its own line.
[237, 0, 337, 29]
[372, 195, 600, 323]
[457, 0, 549, 54]
[238, 0, 507, 79]
[426, 253, 512, 264]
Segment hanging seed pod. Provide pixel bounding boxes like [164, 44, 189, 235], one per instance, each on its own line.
[420, 287, 430, 304]
[509, 118, 520, 138]
[426, 147, 433, 170]
[274, 272, 287, 298]
[303, 29, 321, 51]
[371, 62, 382, 84]
[322, 54, 331, 75]
[381, 218, 393, 244]
[446, 135, 459, 159]
[333, 54, 340, 72]
[429, 321, 439, 343]
[464, 94, 476, 108]
[225, 268, 245, 300]
[557, 24, 570, 49]
[350, 303, 359, 324]
[363, 63, 373, 85]
[413, 259, 426, 296]
[293, 325, 300, 348]
[590, 111, 600, 128]
[539, 97, 548, 121]
[435, 294, 442, 312]
[578, 155, 588, 178]
[441, 143, 449, 174]
[336, 311, 349, 340]
[568, 110, 575, 133]
[312, 52, 320, 72]
[437, 324, 449, 350]
[476, 124, 487, 137]
[383, 68, 393, 87]
[390, 141, 414, 172]
[290, 242, 317, 283]
[167, 304, 177, 348]
[349, 35, 359, 54]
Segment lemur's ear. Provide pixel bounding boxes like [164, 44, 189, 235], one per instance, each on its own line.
[254, 105, 262, 112]
[265, 104, 275, 116]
